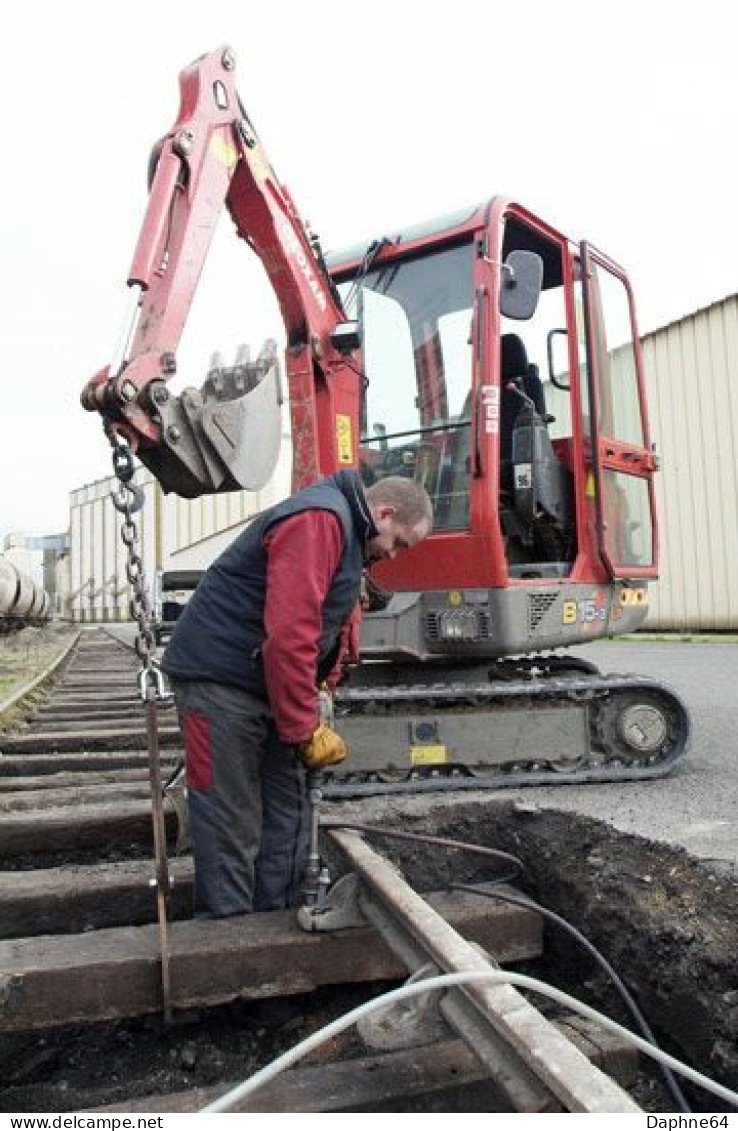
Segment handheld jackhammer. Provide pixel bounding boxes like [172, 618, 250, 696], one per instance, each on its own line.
[301, 686, 338, 909]
[302, 769, 333, 909]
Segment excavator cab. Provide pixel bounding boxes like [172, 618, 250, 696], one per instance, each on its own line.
[328, 199, 658, 659]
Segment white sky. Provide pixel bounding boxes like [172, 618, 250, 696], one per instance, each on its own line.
[2, 0, 737, 539]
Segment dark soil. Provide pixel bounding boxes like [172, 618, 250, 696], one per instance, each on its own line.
[0, 987, 376, 1113]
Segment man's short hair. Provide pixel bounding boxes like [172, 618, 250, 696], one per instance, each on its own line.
[365, 476, 434, 531]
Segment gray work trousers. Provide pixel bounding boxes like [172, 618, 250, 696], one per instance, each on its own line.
[170, 679, 309, 917]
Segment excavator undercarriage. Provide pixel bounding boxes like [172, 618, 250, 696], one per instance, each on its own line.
[324, 662, 690, 797]
[318, 574, 689, 796]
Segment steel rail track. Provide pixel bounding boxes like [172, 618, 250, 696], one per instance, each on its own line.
[304, 828, 641, 1113]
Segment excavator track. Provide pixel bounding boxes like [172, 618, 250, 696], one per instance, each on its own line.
[326, 670, 690, 798]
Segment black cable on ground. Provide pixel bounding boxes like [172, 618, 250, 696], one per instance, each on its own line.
[451, 883, 691, 1113]
[318, 819, 524, 874]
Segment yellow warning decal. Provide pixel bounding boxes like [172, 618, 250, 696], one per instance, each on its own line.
[410, 745, 448, 765]
[585, 471, 596, 498]
[210, 133, 238, 168]
[336, 414, 353, 464]
[244, 142, 271, 183]
[562, 599, 578, 625]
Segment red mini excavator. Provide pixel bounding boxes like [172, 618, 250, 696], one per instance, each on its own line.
[82, 46, 689, 794]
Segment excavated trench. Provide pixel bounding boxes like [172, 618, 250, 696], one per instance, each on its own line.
[363, 799, 738, 1102]
[1, 797, 736, 1114]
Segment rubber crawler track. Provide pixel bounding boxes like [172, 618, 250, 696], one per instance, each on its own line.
[325, 673, 691, 798]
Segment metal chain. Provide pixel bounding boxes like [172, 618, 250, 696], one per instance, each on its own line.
[106, 421, 173, 1021]
[106, 423, 167, 699]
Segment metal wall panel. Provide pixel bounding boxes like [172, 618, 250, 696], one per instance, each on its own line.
[160, 424, 292, 573]
[68, 469, 157, 622]
[643, 296, 738, 630]
[67, 426, 291, 623]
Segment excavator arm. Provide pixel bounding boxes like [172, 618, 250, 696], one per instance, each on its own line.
[81, 46, 361, 497]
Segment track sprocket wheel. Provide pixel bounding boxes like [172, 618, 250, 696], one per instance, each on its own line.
[594, 689, 677, 766]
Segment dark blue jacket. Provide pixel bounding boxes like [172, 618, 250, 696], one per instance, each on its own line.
[161, 470, 374, 695]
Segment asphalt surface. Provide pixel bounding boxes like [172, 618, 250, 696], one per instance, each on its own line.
[502, 640, 738, 873]
[103, 625, 737, 874]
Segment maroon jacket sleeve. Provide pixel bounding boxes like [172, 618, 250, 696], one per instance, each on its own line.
[261, 509, 344, 744]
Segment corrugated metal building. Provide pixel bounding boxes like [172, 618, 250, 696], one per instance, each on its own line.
[162, 441, 291, 574]
[68, 468, 159, 622]
[643, 294, 738, 630]
[66, 296, 738, 630]
[67, 421, 292, 622]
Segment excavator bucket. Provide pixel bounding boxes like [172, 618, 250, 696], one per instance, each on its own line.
[137, 340, 283, 498]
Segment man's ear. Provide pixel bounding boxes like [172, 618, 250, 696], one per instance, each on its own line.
[377, 504, 397, 521]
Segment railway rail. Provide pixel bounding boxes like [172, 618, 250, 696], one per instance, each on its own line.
[0, 628, 647, 1112]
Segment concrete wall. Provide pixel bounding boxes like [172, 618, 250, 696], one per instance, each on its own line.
[54, 552, 71, 618]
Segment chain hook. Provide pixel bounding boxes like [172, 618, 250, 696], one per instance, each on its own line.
[139, 665, 170, 702]
[110, 482, 146, 514]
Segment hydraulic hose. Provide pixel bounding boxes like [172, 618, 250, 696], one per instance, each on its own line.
[452, 883, 691, 1113]
[319, 819, 524, 874]
[200, 968, 738, 1113]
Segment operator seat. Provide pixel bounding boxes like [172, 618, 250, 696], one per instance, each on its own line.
[500, 333, 547, 464]
[499, 334, 573, 568]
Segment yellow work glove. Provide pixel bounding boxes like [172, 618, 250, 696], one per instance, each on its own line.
[299, 723, 348, 770]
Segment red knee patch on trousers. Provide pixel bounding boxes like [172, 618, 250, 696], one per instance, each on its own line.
[184, 710, 211, 789]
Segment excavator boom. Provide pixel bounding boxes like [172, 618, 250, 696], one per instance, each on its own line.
[81, 46, 360, 497]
